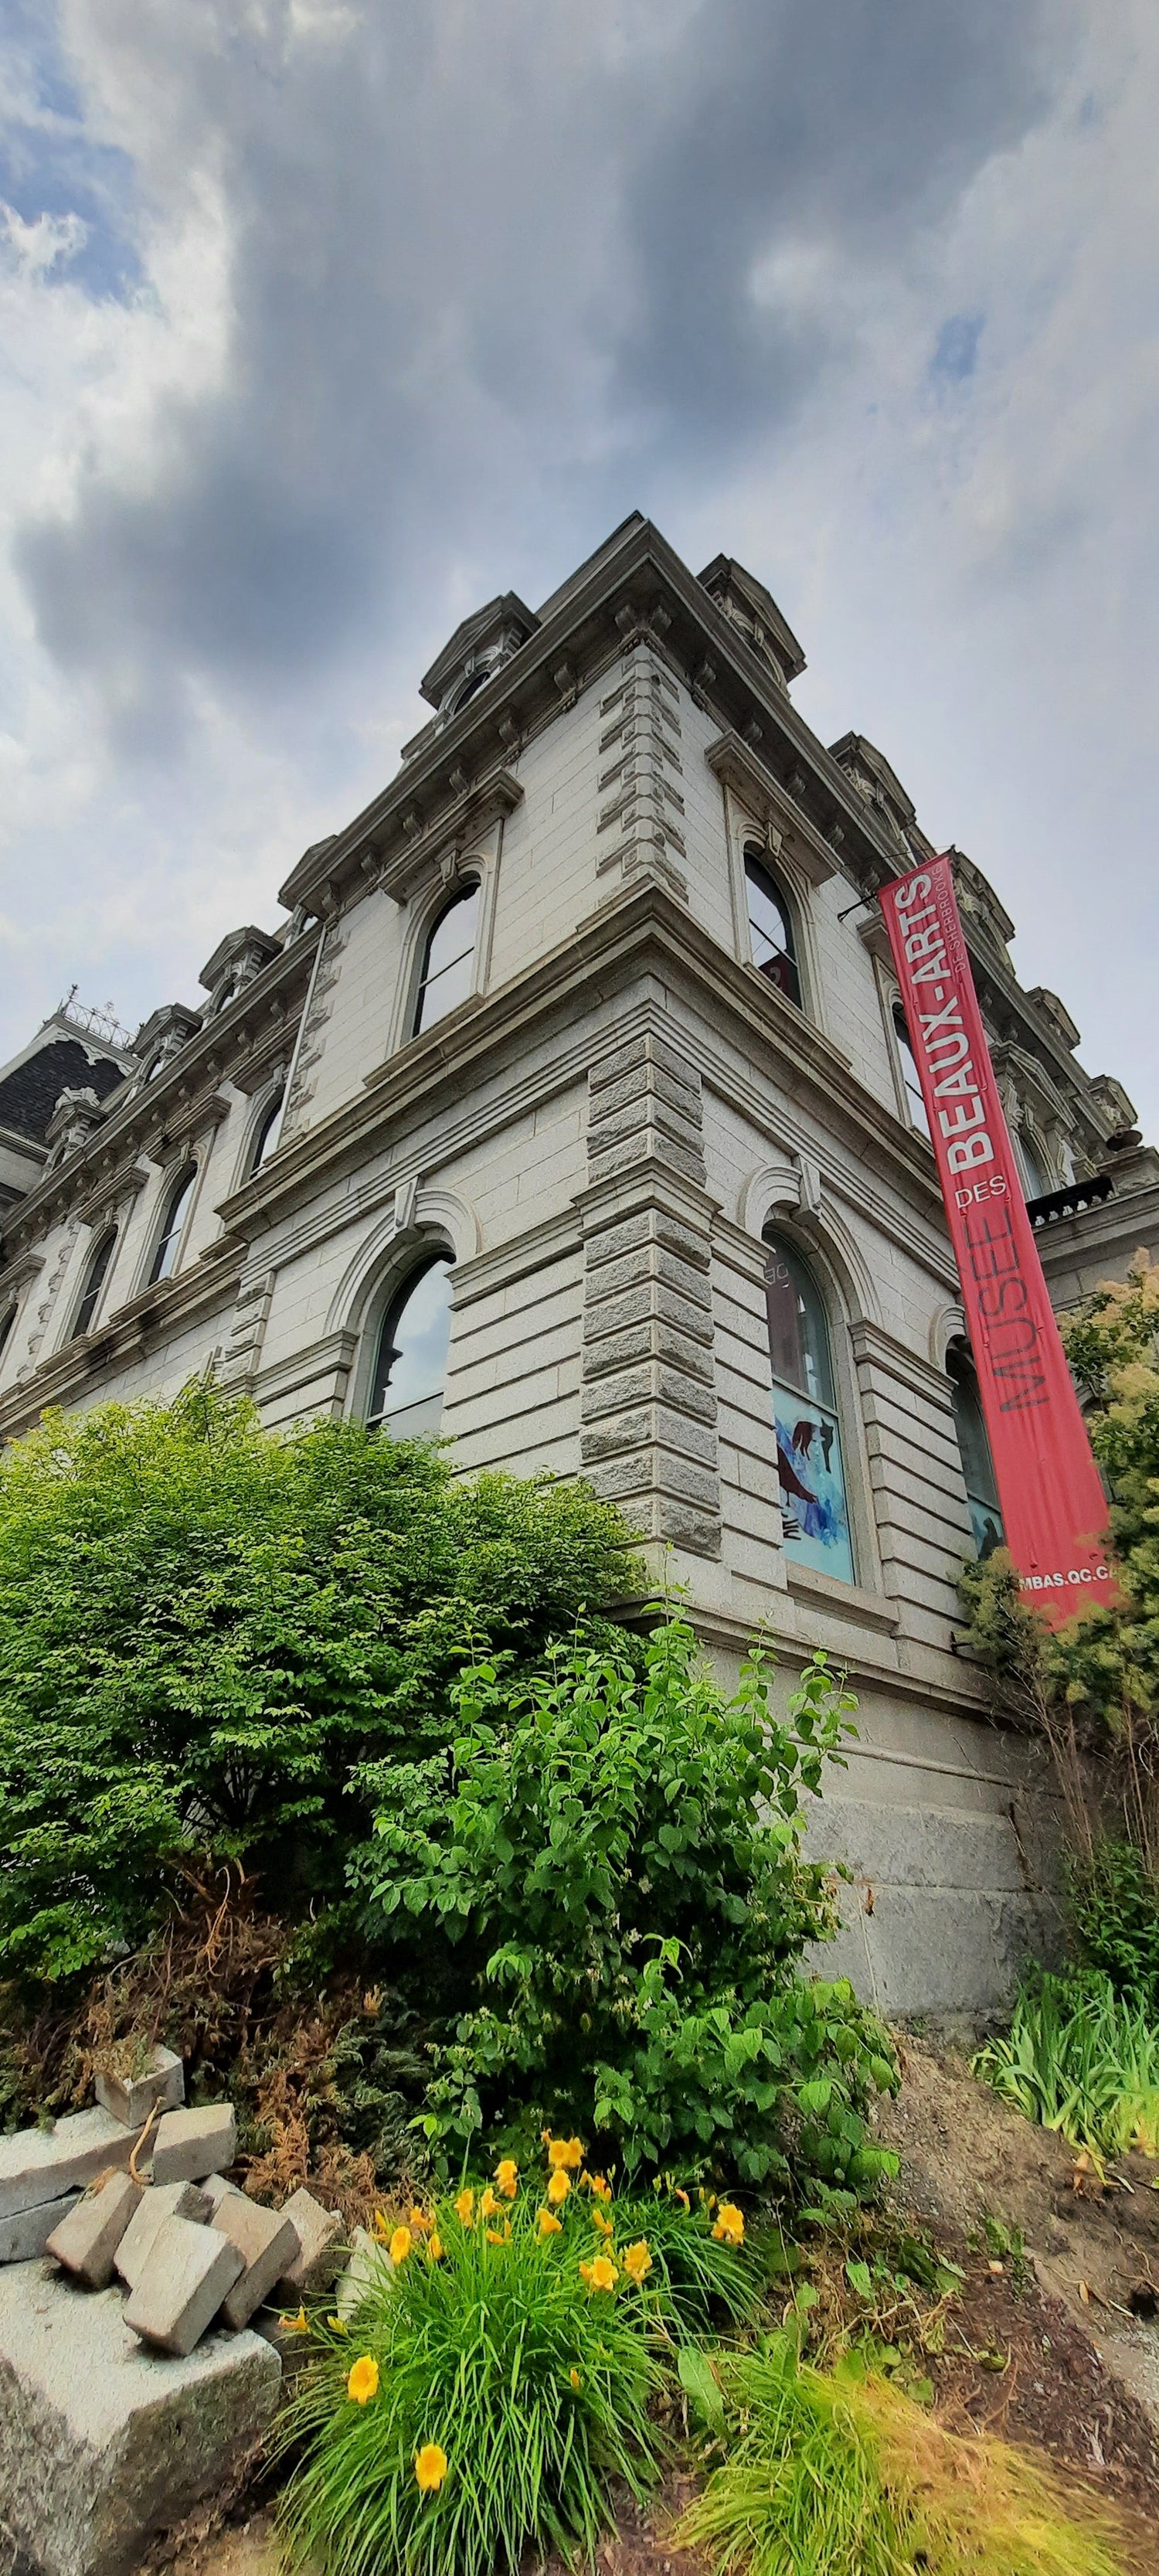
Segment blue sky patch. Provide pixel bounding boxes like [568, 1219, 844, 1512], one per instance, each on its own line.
[1, 1, 141, 300]
[931, 311, 984, 383]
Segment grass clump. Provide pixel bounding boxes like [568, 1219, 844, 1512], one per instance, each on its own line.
[972, 1968, 1159, 2159]
[679, 2333, 1129, 2576]
[278, 2143, 756, 2576]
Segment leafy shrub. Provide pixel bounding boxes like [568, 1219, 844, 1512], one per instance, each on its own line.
[278, 2143, 709, 2576]
[1069, 1839, 1159, 2003]
[362, 1615, 899, 2192]
[679, 2333, 1128, 2576]
[972, 1969, 1159, 2159]
[0, 1383, 636, 1979]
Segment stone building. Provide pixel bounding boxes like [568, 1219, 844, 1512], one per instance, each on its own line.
[1, 513, 1155, 2020]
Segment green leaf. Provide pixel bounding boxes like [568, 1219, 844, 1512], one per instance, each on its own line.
[678, 2343, 726, 2431]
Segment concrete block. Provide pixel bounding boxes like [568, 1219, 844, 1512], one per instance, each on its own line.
[114, 2180, 212, 2292]
[0, 2108, 143, 2224]
[0, 2192, 82, 2266]
[46, 2172, 141, 2291]
[93, 2046, 184, 2130]
[148, 2101, 236, 2186]
[335, 2226, 392, 2322]
[272, 2186, 345, 2298]
[124, 2214, 244, 2359]
[0, 2259, 280, 2576]
[201, 2171, 243, 2213]
[210, 2194, 300, 2329]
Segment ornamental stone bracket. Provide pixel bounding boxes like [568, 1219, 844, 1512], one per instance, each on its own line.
[576, 1030, 722, 1558]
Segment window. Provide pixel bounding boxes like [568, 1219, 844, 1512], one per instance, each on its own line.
[947, 1341, 1002, 1560]
[764, 1230, 855, 1583]
[366, 1254, 454, 1437]
[72, 1230, 117, 1338]
[0, 1302, 16, 1362]
[148, 1167, 196, 1285]
[247, 1091, 284, 1177]
[1018, 1130, 1049, 1202]
[744, 852, 801, 1007]
[413, 884, 481, 1037]
[892, 1001, 932, 1140]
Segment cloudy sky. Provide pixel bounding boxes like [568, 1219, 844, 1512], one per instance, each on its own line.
[2, 0, 1155, 1128]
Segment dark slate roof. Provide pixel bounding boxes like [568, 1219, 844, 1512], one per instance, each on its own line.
[0, 1040, 124, 1145]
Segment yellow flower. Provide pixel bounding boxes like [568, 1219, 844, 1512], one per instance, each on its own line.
[389, 2225, 413, 2265]
[674, 2188, 690, 2211]
[427, 2232, 444, 2262]
[546, 2168, 571, 2207]
[455, 2189, 474, 2227]
[580, 2254, 618, 2292]
[347, 2353, 379, 2404]
[284, 2306, 310, 2333]
[486, 2226, 505, 2244]
[480, 2183, 501, 2219]
[622, 2240, 653, 2285]
[409, 2204, 431, 2233]
[415, 2442, 448, 2493]
[372, 2207, 391, 2240]
[495, 2158, 519, 2199]
[712, 2203, 745, 2245]
[592, 2208, 613, 2238]
[569, 2367, 581, 2390]
[547, 2134, 583, 2170]
[537, 2207, 563, 2237]
[326, 2314, 348, 2334]
[584, 2172, 612, 2203]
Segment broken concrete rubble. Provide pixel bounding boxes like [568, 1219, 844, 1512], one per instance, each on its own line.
[124, 2213, 245, 2359]
[46, 2172, 141, 2292]
[0, 2190, 82, 2265]
[0, 2106, 143, 2222]
[114, 2180, 212, 2292]
[94, 2045, 184, 2131]
[148, 2101, 236, 2186]
[0, 2259, 280, 2576]
[209, 2193, 300, 2330]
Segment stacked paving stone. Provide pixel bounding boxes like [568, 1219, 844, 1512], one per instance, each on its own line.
[0, 2044, 350, 2576]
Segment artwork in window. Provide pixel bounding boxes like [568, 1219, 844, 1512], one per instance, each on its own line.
[947, 1342, 1003, 1560]
[148, 1168, 196, 1285]
[248, 1091, 284, 1176]
[892, 1002, 932, 1139]
[413, 884, 481, 1036]
[73, 1229, 117, 1338]
[366, 1254, 454, 1437]
[764, 1230, 854, 1584]
[744, 853, 801, 1007]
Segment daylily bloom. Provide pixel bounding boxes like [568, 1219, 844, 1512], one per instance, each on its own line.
[284, 2305, 310, 2333]
[415, 2442, 448, 2492]
[537, 2207, 563, 2237]
[712, 2203, 744, 2245]
[583, 2172, 612, 2202]
[409, 2205, 432, 2233]
[372, 2208, 391, 2241]
[569, 2367, 581, 2389]
[546, 2134, 583, 2169]
[389, 2225, 413, 2265]
[495, 2158, 518, 2199]
[592, 2208, 613, 2238]
[480, 2184, 501, 2220]
[486, 2226, 505, 2244]
[674, 2188, 691, 2211]
[347, 2353, 379, 2404]
[326, 2315, 348, 2333]
[455, 2189, 474, 2227]
[427, 2233, 444, 2261]
[622, 2240, 653, 2285]
[579, 2254, 618, 2292]
[546, 2168, 570, 2207]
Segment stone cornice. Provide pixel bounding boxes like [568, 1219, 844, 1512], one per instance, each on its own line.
[704, 733, 840, 886]
[0, 1244, 240, 1441]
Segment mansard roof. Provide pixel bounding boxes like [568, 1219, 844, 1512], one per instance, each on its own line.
[0, 1014, 131, 1146]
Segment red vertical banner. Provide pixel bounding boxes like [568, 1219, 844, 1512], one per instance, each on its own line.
[879, 856, 1117, 1628]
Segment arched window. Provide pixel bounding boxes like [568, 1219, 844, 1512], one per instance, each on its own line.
[366, 1254, 454, 1437]
[1018, 1130, 1049, 1202]
[72, 1229, 117, 1339]
[744, 852, 801, 1008]
[148, 1167, 196, 1285]
[892, 1002, 932, 1140]
[246, 1091, 284, 1177]
[0, 1302, 17, 1363]
[764, 1230, 854, 1583]
[947, 1340, 1002, 1560]
[413, 884, 481, 1037]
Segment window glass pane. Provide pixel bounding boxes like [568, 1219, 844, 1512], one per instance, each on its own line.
[414, 886, 481, 1036]
[250, 1093, 284, 1174]
[744, 856, 800, 1007]
[764, 1232, 854, 1584]
[892, 1004, 932, 1139]
[73, 1230, 117, 1337]
[948, 1346, 1003, 1559]
[0, 1304, 17, 1359]
[1020, 1132, 1048, 1200]
[150, 1171, 195, 1284]
[368, 1256, 454, 1434]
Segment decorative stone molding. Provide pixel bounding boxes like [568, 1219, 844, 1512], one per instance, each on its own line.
[596, 645, 688, 902]
[219, 1265, 276, 1391]
[43, 1089, 105, 1173]
[279, 917, 351, 1148]
[705, 733, 839, 888]
[578, 1033, 721, 1557]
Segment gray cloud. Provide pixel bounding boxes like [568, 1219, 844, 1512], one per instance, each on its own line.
[11, 0, 1066, 734]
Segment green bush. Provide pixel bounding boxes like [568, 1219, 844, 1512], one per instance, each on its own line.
[0, 1383, 637, 1979]
[362, 1615, 899, 2192]
[278, 2155, 673, 2576]
[1068, 1839, 1159, 2003]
